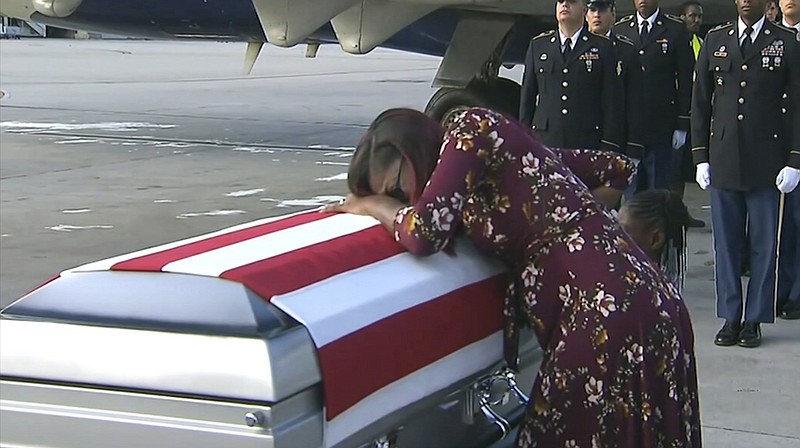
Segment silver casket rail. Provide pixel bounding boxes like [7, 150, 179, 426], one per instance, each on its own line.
[0, 210, 541, 448]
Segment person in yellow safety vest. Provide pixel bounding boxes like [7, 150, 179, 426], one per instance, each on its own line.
[680, 1, 704, 61]
[669, 1, 706, 228]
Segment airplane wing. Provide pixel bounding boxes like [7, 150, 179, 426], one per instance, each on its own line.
[0, 0, 736, 123]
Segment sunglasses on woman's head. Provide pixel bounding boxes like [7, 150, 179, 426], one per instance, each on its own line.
[386, 159, 408, 203]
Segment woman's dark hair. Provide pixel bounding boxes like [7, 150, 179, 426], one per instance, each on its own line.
[348, 108, 443, 203]
[624, 189, 692, 289]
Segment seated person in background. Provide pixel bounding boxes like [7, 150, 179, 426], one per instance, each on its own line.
[618, 189, 691, 292]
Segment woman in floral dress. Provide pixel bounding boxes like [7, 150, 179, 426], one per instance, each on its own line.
[324, 107, 701, 447]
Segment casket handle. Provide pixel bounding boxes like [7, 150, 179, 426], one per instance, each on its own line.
[470, 367, 530, 441]
[478, 402, 511, 438]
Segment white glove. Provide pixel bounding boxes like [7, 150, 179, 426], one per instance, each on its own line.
[672, 130, 687, 150]
[695, 162, 711, 190]
[776, 166, 800, 194]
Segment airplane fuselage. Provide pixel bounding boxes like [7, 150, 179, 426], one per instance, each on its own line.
[14, 0, 547, 64]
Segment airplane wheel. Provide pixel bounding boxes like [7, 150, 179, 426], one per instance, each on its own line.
[424, 86, 492, 127]
[486, 77, 521, 119]
[424, 79, 520, 127]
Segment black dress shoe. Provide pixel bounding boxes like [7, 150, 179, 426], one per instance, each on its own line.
[687, 216, 706, 228]
[778, 302, 800, 320]
[714, 321, 741, 346]
[737, 322, 761, 348]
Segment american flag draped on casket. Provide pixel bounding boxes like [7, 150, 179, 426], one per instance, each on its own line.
[31, 209, 510, 446]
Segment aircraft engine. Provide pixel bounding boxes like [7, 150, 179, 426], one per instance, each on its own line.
[31, 0, 83, 18]
[251, 0, 359, 48]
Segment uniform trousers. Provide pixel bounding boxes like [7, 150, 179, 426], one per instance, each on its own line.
[670, 140, 694, 185]
[637, 139, 673, 192]
[711, 187, 782, 323]
[779, 189, 800, 307]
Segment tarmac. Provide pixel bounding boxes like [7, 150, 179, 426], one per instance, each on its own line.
[1, 39, 798, 447]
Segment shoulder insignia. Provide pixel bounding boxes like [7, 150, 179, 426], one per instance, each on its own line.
[615, 34, 635, 45]
[708, 22, 734, 34]
[615, 15, 633, 25]
[772, 22, 797, 34]
[533, 29, 556, 40]
[664, 14, 684, 24]
[592, 32, 610, 41]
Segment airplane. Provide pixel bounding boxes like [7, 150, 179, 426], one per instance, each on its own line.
[1, 0, 736, 124]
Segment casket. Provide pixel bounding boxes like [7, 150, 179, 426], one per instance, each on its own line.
[0, 210, 541, 448]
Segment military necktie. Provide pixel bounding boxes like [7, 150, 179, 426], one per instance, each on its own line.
[562, 37, 572, 62]
[740, 26, 754, 56]
[640, 21, 650, 42]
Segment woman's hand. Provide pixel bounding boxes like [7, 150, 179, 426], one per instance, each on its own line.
[321, 193, 407, 233]
[320, 193, 372, 215]
[590, 186, 624, 210]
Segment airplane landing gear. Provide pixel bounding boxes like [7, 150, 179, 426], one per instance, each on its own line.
[422, 13, 522, 126]
[424, 77, 521, 126]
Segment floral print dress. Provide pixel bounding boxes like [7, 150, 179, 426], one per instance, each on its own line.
[393, 108, 701, 447]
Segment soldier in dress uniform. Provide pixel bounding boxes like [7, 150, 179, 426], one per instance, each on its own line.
[520, 0, 621, 151]
[781, 0, 800, 32]
[614, 0, 695, 192]
[691, 0, 800, 347]
[586, 0, 645, 162]
[673, 1, 707, 228]
[778, 0, 800, 319]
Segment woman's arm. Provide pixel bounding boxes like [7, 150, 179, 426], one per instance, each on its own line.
[550, 148, 636, 208]
[392, 110, 501, 255]
[325, 108, 499, 255]
[323, 193, 404, 234]
[552, 148, 636, 190]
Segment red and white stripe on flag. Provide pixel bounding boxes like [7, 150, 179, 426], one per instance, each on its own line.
[69, 210, 507, 447]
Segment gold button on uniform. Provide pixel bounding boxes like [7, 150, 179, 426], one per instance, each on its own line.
[738, 98, 745, 104]
[562, 68, 569, 74]
[742, 64, 748, 71]
[737, 114, 744, 121]
[740, 81, 747, 87]
[561, 95, 568, 101]
[562, 109, 568, 115]
[562, 81, 568, 87]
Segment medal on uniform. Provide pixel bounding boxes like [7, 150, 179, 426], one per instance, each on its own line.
[586, 60, 593, 72]
[762, 56, 770, 68]
[716, 77, 723, 86]
[713, 45, 728, 58]
[775, 56, 782, 67]
[656, 39, 669, 54]
[540, 53, 548, 61]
